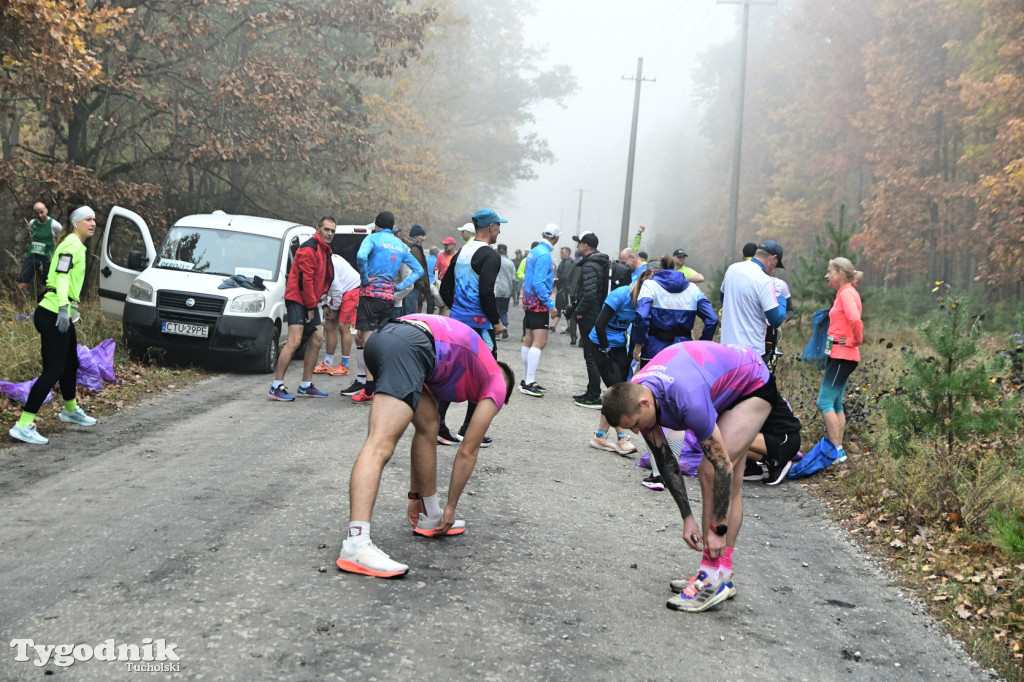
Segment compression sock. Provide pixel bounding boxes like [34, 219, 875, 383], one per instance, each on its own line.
[344, 522, 371, 551]
[63, 398, 78, 412]
[324, 353, 334, 365]
[17, 412, 36, 428]
[720, 547, 734, 580]
[521, 345, 530, 383]
[526, 347, 542, 383]
[356, 346, 366, 383]
[422, 494, 441, 519]
[699, 546, 721, 583]
[650, 454, 661, 478]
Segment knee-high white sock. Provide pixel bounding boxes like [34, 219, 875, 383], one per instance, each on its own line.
[521, 345, 530, 383]
[650, 454, 661, 477]
[356, 346, 366, 383]
[526, 347, 542, 384]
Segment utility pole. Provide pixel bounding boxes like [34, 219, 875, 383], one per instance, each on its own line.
[720, 0, 775, 260]
[572, 188, 589, 236]
[619, 57, 655, 252]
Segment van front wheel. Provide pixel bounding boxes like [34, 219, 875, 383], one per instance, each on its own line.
[254, 324, 279, 374]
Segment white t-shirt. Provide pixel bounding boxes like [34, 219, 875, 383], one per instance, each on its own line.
[327, 254, 361, 308]
[772, 277, 791, 300]
[720, 259, 779, 354]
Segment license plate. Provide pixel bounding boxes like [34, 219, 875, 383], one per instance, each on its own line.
[162, 321, 209, 338]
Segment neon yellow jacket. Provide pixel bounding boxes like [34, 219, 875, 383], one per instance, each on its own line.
[40, 234, 86, 314]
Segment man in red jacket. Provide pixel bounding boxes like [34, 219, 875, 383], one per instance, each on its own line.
[269, 217, 336, 401]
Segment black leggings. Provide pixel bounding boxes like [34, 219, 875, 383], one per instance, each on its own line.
[25, 306, 79, 414]
[595, 346, 630, 388]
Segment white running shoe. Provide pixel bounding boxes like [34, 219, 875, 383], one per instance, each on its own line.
[58, 408, 97, 426]
[9, 423, 48, 445]
[589, 435, 618, 452]
[336, 541, 408, 578]
[413, 513, 467, 537]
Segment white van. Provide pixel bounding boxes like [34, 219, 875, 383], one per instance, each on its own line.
[98, 207, 369, 372]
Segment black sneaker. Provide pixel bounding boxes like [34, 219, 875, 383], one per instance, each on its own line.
[437, 425, 459, 446]
[457, 426, 492, 448]
[341, 380, 365, 396]
[573, 393, 602, 409]
[501, 330, 509, 339]
[743, 460, 766, 482]
[763, 458, 794, 486]
[569, 337, 577, 346]
[520, 382, 544, 397]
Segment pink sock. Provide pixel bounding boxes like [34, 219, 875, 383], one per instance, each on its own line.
[699, 546, 720, 581]
[720, 547, 734, 577]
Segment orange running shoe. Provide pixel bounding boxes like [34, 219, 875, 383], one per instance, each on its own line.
[313, 361, 333, 374]
[329, 364, 349, 376]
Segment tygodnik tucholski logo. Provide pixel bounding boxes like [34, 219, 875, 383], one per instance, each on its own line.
[10, 638, 181, 671]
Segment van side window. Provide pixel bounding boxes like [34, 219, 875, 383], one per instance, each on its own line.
[285, 236, 300, 278]
[107, 215, 145, 269]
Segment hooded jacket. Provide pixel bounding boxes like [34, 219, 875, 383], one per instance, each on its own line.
[285, 232, 334, 310]
[567, 251, 610, 321]
[632, 269, 718, 358]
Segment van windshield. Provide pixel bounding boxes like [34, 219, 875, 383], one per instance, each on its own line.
[154, 227, 280, 280]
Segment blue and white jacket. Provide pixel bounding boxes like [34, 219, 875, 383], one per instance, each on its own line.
[632, 269, 719, 358]
[522, 241, 555, 311]
[356, 229, 424, 301]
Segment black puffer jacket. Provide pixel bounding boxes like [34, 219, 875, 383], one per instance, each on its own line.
[566, 251, 610, 321]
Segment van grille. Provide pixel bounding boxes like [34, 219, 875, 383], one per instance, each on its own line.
[157, 291, 226, 315]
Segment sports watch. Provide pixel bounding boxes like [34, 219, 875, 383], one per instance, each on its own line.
[710, 523, 728, 536]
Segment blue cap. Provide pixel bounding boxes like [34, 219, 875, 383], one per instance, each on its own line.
[471, 209, 508, 227]
[758, 240, 785, 268]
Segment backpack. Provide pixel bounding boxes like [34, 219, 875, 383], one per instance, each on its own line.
[609, 261, 631, 292]
[787, 436, 838, 479]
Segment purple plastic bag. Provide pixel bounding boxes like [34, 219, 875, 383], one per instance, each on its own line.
[635, 428, 703, 476]
[0, 339, 118, 405]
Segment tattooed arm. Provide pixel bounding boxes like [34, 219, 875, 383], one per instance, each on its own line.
[643, 428, 703, 551]
[699, 425, 733, 558]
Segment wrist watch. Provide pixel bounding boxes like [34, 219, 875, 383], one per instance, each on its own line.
[710, 523, 728, 537]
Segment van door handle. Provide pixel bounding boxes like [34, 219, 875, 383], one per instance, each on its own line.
[101, 266, 112, 278]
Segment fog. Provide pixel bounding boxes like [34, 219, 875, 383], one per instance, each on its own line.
[504, 1, 745, 257]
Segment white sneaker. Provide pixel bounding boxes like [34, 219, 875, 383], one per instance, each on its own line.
[58, 407, 97, 426]
[413, 513, 466, 537]
[9, 423, 49, 445]
[336, 541, 408, 578]
[589, 435, 618, 452]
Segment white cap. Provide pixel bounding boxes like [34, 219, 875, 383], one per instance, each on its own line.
[460, 222, 475, 234]
[542, 223, 560, 238]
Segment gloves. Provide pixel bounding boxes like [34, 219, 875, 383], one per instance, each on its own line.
[56, 305, 71, 333]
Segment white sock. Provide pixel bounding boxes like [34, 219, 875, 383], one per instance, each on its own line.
[423, 494, 441, 519]
[521, 345, 530, 382]
[272, 380, 283, 389]
[324, 353, 334, 365]
[526, 347, 542, 384]
[356, 346, 366, 382]
[344, 521, 370, 550]
[300, 381, 311, 389]
[650, 454, 661, 478]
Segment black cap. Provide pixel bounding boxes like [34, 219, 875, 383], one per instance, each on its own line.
[758, 240, 785, 268]
[410, 224, 426, 237]
[573, 232, 599, 249]
[673, 248, 688, 258]
[374, 211, 395, 231]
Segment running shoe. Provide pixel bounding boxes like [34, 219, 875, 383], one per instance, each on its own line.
[336, 541, 409, 578]
[298, 384, 328, 398]
[743, 460, 766, 482]
[9, 423, 48, 445]
[615, 434, 637, 456]
[340, 380, 364, 396]
[666, 574, 733, 612]
[573, 394, 602, 409]
[313, 361, 333, 374]
[642, 475, 665, 491]
[329, 364, 350, 376]
[58, 407, 97, 426]
[763, 458, 794, 486]
[413, 513, 467, 537]
[670, 571, 736, 599]
[589, 435, 618, 452]
[834, 448, 848, 463]
[268, 384, 295, 401]
[456, 426, 492, 448]
[520, 382, 544, 397]
[351, 389, 374, 403]
[437, 425, 459, 446]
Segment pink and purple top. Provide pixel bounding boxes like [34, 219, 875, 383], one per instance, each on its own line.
[631, 341, 769, 441]
[401, 314, 507, 409]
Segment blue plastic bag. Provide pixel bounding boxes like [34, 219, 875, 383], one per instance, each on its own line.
[801, 309, 831, 367]
[788, 436, 838, 479]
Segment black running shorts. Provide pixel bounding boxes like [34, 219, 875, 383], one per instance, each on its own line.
[763, 430, 801, 466]
[363, 320, 436, 411]
[285, 299, 321, 342]
[523, 309, 549, 330]
[355, 296, 394, 331]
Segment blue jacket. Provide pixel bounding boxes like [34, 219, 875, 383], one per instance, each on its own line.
[356, 229, 424, 301]
[522, 241, 555, 311]
[633, 269, 719, 358]
[590, 285, 636, 348]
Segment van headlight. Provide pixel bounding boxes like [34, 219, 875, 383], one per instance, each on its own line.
[128, 279, 154, 303]
[229, 293, 266, 313]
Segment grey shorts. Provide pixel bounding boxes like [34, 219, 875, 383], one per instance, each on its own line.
[364, 320, 436, 411]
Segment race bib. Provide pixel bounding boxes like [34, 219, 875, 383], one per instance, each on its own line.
[31, 241, 47, 255]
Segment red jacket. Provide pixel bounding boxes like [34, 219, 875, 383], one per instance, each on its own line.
[285, 233, 334, 309]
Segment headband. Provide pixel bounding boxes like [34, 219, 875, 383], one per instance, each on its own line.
[69, 206, 95, 228]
